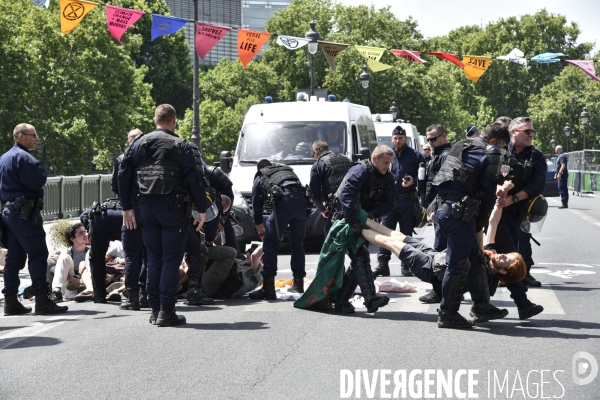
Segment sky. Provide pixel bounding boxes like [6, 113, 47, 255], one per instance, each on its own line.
[337, 0, 599, 53]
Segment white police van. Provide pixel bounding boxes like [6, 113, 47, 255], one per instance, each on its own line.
[372, 113, 423, 152]
[219, 95, 377, 250]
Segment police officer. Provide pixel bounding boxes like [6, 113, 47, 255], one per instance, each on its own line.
[249, 159, 308, 299]
[555, 145, 569, 209]
[334, 145, 395, 314]
[119, 104, 207, 327]
[309, 140, 353, 236]
[433, 123, 510, 329]
[0, 123, 67, 315]
[494, 117, 546, 315]
[374, 125, 426, 277]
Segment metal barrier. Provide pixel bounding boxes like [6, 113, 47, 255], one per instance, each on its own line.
[42, 175, 115, 220]
[566, 150, 600, 194]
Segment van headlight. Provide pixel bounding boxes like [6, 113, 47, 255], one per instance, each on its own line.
[232, 187, 249, 212]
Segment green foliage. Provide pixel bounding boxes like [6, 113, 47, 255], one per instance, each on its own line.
[49, 219, 75, 250]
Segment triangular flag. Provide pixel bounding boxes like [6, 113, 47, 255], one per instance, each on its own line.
[565, 60, 600, 82]
[366, 59, 393, 72]
[355, 46, 392, 72]
[531, 53, 565, 64]
[318, 41, 349, 73]
[59, 0, 98, 35]
[196, 22, 231, 59]
[31, 0, 50, 7]
[105, 5, 145, 45]
[426, 52, 465, 68]
[151, 15, 188, 41]
[276, 35, 310, 50]
[463, 56, 492, 82]
[237, 29, 271, 67]
[391, 49, 427, 63]
[497, 48, 527, 68]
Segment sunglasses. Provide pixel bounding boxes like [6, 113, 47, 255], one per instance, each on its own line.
[514, 129, 536, 136]
[427, 134, 443, 143]
[22, 133, 40, 139]
[422, 148, 431, 151]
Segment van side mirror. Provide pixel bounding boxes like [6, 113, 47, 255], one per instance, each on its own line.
[219, 151, 233, 174]
[353, 147, 371, 161]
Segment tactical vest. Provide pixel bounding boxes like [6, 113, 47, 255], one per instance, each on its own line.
[337, 159, 394, 212]
[255, 165, 300, 205]
[317, 151, 353, 209]
[136, 130, 186, 195]
[425, 144, 452, 203]
[500, 146, 535, 195]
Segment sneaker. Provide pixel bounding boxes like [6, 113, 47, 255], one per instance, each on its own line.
[50, 288, 63, 303]
[106, 292, 121, 302]
[470, 303, 509, 323]
[419, 291, 440, 304]
[523, 273, 542, 287]
[401, 266, 413, 277]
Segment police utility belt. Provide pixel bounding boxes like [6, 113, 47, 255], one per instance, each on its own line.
[3, 196, 43, 221]
[437, 194, 480, 223]
[396, 191, 418, 200]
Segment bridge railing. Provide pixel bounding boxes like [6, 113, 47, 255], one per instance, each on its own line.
[42, 175, 115, 220]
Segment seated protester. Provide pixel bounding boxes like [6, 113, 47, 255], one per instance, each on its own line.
[50, 223, 92, 303]
[360, 218, 526, 322]
[46, 251, 61, 286]
[232, 244, 264, 297]
[106, 241, 126, 266]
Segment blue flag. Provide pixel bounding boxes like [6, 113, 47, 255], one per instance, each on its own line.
[531, 53, 565, 64]
[31, 0, 50, 7]
[151, 15, 188, 41]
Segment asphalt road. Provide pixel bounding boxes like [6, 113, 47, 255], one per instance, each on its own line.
[1, 192, 599, 399]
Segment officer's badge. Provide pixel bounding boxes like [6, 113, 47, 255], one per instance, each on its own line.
[501, 165, 510, 177]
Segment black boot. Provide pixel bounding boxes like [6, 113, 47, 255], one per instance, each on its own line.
[4, 293, 32, 316]
[373, 259, 390, 277]
[93, 289, 107, 304]
[139, 287, 150, 308]
[289, 278, 304, 293]
[437, 260, 470, 329]
[34, 289, 68, 315]
[156, 305, 186, 327]
[470, 303, 509, 323]
[522, 272, 542, 287]
[558, 203, 568, 209]
[149, 308, 159, 325]
[438, 309, 473, 329]
[334, 269, 356, 314]
[514, 296, 544, 320]
[184, 279, 215, 305]
[401, 265, 414, 277]
[419, 291, 440, 303]
[249, 276, 277, 300]
[120, 289, 140, 310]
[469, 263, 508, 323]
[355, 257, 389, 313]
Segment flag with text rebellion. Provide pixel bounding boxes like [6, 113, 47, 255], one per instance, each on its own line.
[196, 22, 231, 59]
[391, 49, 427, 63]
[565, 60, 600, 82]
[105, 5, 145, 45]
[151, 15, 188, 41]
[237, 29, 271, 67]
[318, 41, 349, 73]
[354, 46, 392, 72]
[60, 0, 98, 35]
[463, 56, 492, 82]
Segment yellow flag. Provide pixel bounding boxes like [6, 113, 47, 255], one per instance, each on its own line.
[60, 0, 99, 35]
[463, 56, 492, 82]
[355, 46, 392, 72]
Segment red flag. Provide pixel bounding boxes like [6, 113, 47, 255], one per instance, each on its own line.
[565, 60, 600, 82]
[105, 5, 145, 45]
[390, 49, 426, 63]
[426, 52, 465, 68]
[195, 22, 231, 60]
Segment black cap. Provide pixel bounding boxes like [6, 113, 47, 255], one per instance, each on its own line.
[392, 125, 406, 136]
[466, 124, 479, 137]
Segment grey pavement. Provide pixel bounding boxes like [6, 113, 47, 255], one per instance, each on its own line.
[1, 193, 600, 399]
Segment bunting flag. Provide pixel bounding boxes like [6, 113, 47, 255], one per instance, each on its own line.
[60, 0, 98, 35]
[105, 5, 145, 45]
[31, 0, 50, 7]
[391, 49, 427, 64]
[426, 52, 465, 68]
[565, 60, 600, 82]
[318, 41, 349, 73]
[276, 35, 310, 50]
[237, 29, 271, 67]
[463, 56, 492, 82]
[497, 48, 527, 67]
[196, 22, 231, 60]
[354, 46, 392, 72]
[151, 15, 188, 41]
[531, 53, 565, 64]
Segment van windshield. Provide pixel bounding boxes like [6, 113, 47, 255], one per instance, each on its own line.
[238, 122, 346, 164]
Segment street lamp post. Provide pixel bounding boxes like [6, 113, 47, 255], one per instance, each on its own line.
[305, 22, 322, 97]
[550, 138, 556, 154]
[191, 0, 201, 149]
[580, 107, 590, 152]
[563, 122, 571, 153]
[389, 101, 398, 120]
[358, 65, 371, 106]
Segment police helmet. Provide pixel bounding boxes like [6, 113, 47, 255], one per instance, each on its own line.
[413, 205, 428, 229]
[295, 142, 312, 157]
[521, 195, 548, 233]
[203, 187, 220, 222]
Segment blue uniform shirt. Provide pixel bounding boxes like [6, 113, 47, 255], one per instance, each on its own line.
[0, 143, 46, 202]
[556, 153, 568, 179]
[390, 145, 426, 196]
[502, 142, 547, 213]
[251, 175, 301, 225]
[309, 151, 332, 213]
[338, 161, 394, 225]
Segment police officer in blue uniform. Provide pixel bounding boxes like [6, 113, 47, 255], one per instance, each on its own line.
[0, 123, 67, 316]
[555, 145, 569, 209]
[249, 159, 308, 299]
[375, 126, 426, 277]
[433, 123, 510, 328]
[119, 104, 207, 327]
[309, 140, 353, 236]
[334, 145, 395, 314]
[494, 117, 546, 317]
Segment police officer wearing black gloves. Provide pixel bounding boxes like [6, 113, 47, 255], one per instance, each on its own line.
[374, 126, 426, 277]
[432, 123, 510, 329]
[119, 104, 207, 327]
[494, 116, 546, 317]
[334, 145, 395, 314]
[249, 159, 308, 299]
[309, 140, 353, 236]
[0, 123, 67, 316]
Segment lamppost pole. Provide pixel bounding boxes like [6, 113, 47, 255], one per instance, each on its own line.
[563, 122, 571, 153]
[191, 0, 201, 150]
[580, 107, 590, 152]
[358, 65, 371, 106]
[550, 138, 556, 155]
[389, 101, 398, 121]
[305, 22, 322, 98]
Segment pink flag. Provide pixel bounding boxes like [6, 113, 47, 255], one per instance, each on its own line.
[565, 60, 600, 82]
[195, 22, 231, 60]
[106, 5, 145, 45]
[391, 49, 427, 63]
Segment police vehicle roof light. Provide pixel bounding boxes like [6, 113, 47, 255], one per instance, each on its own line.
[296, 92, 308, 102]
[264, 96, 273, 103]
[328, 94, 336, 102]
[342, 99, 350, 103]
[396, 119, 405, 123]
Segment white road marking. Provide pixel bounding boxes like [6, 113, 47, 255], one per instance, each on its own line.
[0, 314, 80, 350]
